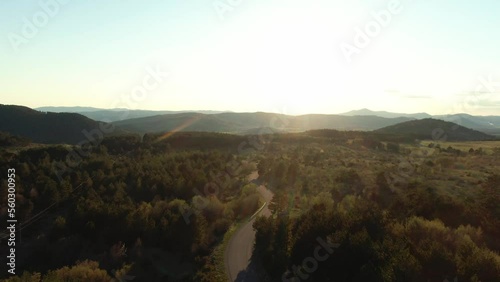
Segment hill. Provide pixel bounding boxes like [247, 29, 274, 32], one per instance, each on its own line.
[434, 114, 500, 136]
[375, 118, 495, 141]
[35, 107, 229, 121]
[113, 112, 413, 134]
[0, 105, 127, 144]
[342, 109, 500, 135]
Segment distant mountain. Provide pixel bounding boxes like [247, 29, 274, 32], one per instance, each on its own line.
[341, 108, 432, 119]
[36, 106, 105, 112]
[434, 114, 500, 136]
[113, 112, 413, 134]
[79, 110, 188, 122]
[374, 118, 495, 141]
[16, 105, 500, 140]
[37, 107, 500, 135]
[293, 114, 413, 131]
[0, 105, 127, 144]
[35, 107, 229, 122]
[342, 109, 500, 136]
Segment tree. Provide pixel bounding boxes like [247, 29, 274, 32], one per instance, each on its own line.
[44, 260, 113, 281]
[269, 191, 289, 216]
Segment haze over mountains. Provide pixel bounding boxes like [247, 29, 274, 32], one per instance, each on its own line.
[35, 106, 500, 135]
[35, 107, 229, 122]
[1, 104, 498, 144]
[112, 112, 414, 134]
[341, 108, 432, 119]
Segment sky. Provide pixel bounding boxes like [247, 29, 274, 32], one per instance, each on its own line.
[1, 0, 499, 115]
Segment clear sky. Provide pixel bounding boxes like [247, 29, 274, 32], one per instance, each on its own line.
[1, 0, 499, 115]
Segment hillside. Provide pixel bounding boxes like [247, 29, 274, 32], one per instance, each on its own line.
[0, 105, 127, 144]
[0, 132, 30, 147]
[435, 114, 500, 136]
[113, 112, 413, 134]
[375, 118, 495, 141]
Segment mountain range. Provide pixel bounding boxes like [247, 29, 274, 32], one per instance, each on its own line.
[34, 107, 500, 136]
[343, 109, 500, 136]
[1, 105, 498, 144]
[112, 112, 413, 134]
[35, 107, 229, 122]
[341, 108, 432, 119]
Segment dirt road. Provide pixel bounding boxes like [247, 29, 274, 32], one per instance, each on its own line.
[224, 172, 273, 281]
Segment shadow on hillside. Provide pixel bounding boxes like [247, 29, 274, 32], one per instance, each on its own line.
[234, 253, 271, 282]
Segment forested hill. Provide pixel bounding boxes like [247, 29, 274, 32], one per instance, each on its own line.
[0, 104, 126, 144]
[112, 112, 413, 134]
[375, 118, 495, 141]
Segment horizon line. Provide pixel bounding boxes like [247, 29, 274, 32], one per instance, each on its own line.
[5, 104, 498, 117]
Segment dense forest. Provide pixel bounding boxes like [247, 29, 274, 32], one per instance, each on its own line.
[1, 130, 500, 281]
[0, 133, 260, 281]
[253, 132, 500, 281]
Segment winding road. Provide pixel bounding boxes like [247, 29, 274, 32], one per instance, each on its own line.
[224, 172, 273, 282]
